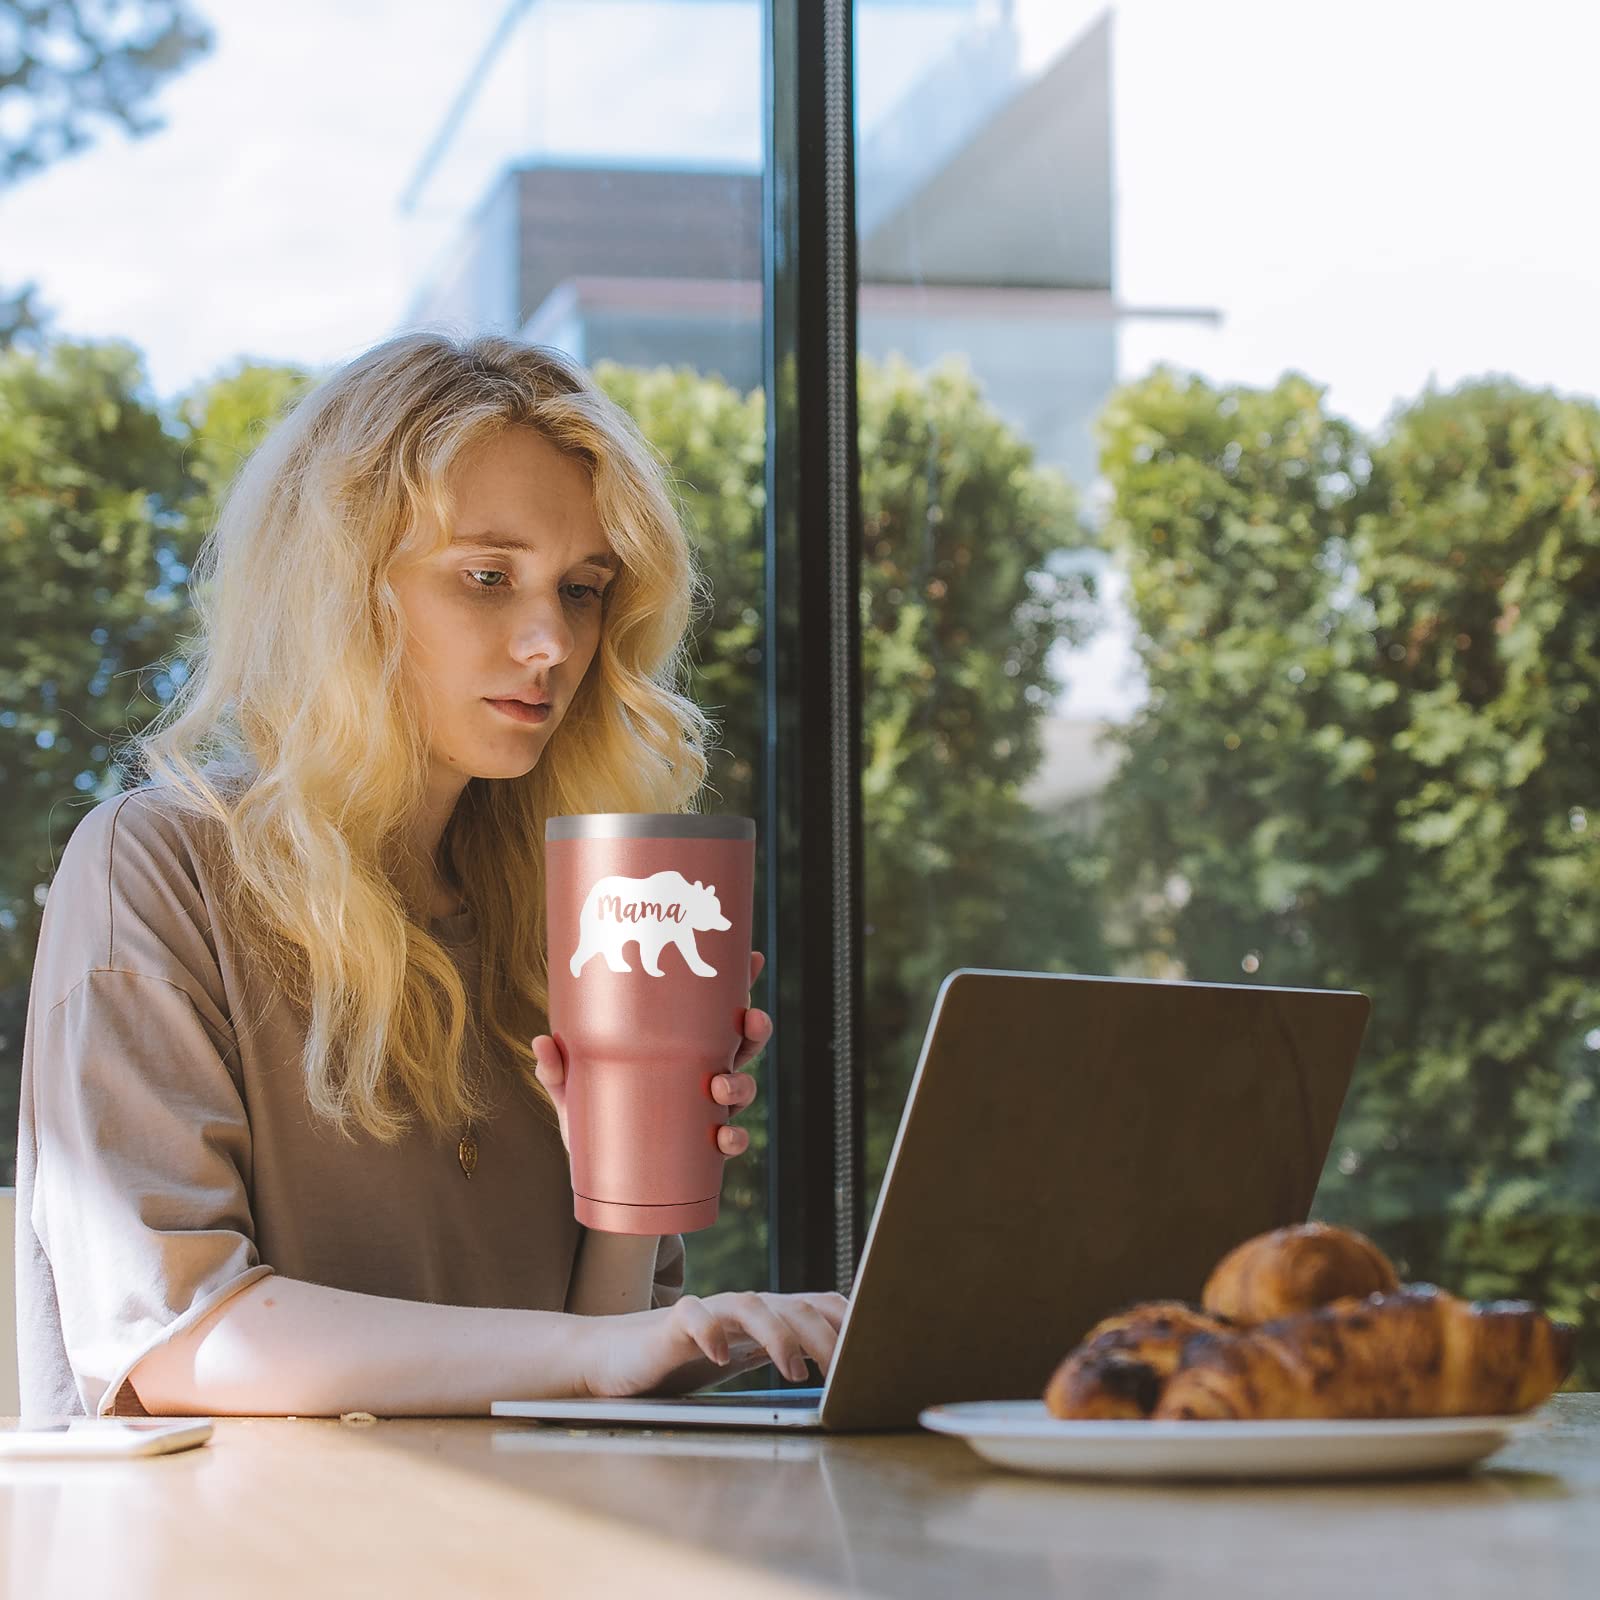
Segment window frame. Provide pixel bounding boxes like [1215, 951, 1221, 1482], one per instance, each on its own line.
[761, 0, 866, 1295]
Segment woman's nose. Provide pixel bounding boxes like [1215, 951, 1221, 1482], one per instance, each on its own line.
[511, 597, 577, 665]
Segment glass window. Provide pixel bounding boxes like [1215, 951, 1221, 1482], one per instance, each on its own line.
[853, 0, 1599, 1384]
[0, 0, 771, 1295]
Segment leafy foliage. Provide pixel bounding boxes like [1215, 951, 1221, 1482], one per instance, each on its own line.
[1097, 367, 1600, 1383]
[0, 347, 1098, 1308]
[5, 337, 1593, 1375]
[850, 355, 1107, 1204]
[1, 338, 193, 982]
[0, 339, 313, 1167]
[595, 355, 1106, 1282]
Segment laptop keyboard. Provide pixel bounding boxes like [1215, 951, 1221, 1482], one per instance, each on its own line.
[682, 1387, 825, 1406]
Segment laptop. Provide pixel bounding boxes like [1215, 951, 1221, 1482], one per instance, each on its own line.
[492, 967, 1370, 1432]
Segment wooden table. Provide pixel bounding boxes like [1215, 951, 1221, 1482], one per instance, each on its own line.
[4, 1395, 1596, 1598]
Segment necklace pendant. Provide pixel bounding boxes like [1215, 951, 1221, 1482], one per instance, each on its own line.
[457, 1133, 478, 1179]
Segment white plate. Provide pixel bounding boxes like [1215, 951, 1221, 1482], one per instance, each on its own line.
[917, 1401, 1547, 1481]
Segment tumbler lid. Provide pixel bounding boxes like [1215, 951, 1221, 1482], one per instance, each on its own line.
[545, 813, 755, 842]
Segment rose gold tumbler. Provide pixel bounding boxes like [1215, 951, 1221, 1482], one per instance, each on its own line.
[545, 813, 756, 1234]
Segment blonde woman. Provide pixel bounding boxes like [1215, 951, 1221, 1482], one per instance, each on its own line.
[14, 331, 845, 1418]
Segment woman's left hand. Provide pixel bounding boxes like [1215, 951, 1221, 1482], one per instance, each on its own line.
[532, 950, 769, 1158]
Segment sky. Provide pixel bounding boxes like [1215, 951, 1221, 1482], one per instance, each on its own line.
[2, 0, 1596, 720]
[1098, 0, 1600, 435]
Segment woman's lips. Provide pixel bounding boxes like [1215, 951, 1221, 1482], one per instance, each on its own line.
[485, 697, 551, 725]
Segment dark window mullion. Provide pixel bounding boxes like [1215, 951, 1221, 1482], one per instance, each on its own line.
[762, 0, 865, 1296]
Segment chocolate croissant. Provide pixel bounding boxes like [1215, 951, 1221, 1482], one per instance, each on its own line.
[1044, 1301, 1234, 1419]
[1202, 1222, 1399, 1324]
[1155, 1284, 1576, 1421]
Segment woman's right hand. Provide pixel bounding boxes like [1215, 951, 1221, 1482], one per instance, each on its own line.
[579, 1290, 850, 1398]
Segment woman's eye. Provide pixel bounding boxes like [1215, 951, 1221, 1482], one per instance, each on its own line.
[463, 570, 604, 605]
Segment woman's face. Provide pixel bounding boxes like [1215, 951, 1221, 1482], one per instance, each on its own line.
[391, 424, 618, 785]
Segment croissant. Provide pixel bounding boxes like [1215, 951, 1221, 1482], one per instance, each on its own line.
[1044, 1301, 1233, 1419]
[1202, 1222, 1399, 1324]
[1155, 1284, 1576, 1421]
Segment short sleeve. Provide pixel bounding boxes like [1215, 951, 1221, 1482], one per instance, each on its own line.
[650, 1232, 687, 1309]
[27, 967, 274, 1416]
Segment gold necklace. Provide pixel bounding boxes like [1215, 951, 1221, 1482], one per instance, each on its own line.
[456, 970, 480, 1178]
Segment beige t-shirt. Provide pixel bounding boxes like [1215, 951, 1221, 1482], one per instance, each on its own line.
[13, 783, 685, 1418]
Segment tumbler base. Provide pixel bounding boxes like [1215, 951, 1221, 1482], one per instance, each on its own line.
[575, 1192, 721, 1234]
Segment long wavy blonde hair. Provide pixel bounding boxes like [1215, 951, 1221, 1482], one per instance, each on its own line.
[129, 330, 715, 1142]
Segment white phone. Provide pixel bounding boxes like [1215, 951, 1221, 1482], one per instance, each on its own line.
[0, 1419, 214, 1459]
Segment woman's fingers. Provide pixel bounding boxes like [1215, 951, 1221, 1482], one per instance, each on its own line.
[694, 1292, 736, 1356]
[729, 1006, 772, 1074]
[714, 1048, 758, 1157]
[717, 1292, 834, 1383]
[712, 1069, 758, 1109]
[677, 1295, 733, 1366]
[778, 1297, 843, 1375]
[726, 1296, 805, 1380]
[797, 1291, 850, 1334]
[531, 1035, 566, 1087]
[530, 1037, 573, 1151]
[664, 1290, 851, 1391]
[715, 1007, 765, 1149]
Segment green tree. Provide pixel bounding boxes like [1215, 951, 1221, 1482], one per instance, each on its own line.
[0, 339, 189, 983]
[0, 338, 312, 1177]
[592, 361, 767, 823]
[0, 336, 189, 1168]
[592, 361, 770, 1291]
[1, 0, 214, 347]
[1335, 381, 1600, 1354]
[599, 355, 1108, 1279]
[3, 345, 1101, 1302]
[604, 356, 1106, 928]
[853, 355, 1107, 1206]
[1094, 368, 1381, 987]
[1097, 366, 1600, 1381]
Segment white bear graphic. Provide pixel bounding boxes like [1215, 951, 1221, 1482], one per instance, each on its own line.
[568, 870, 732, 978]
